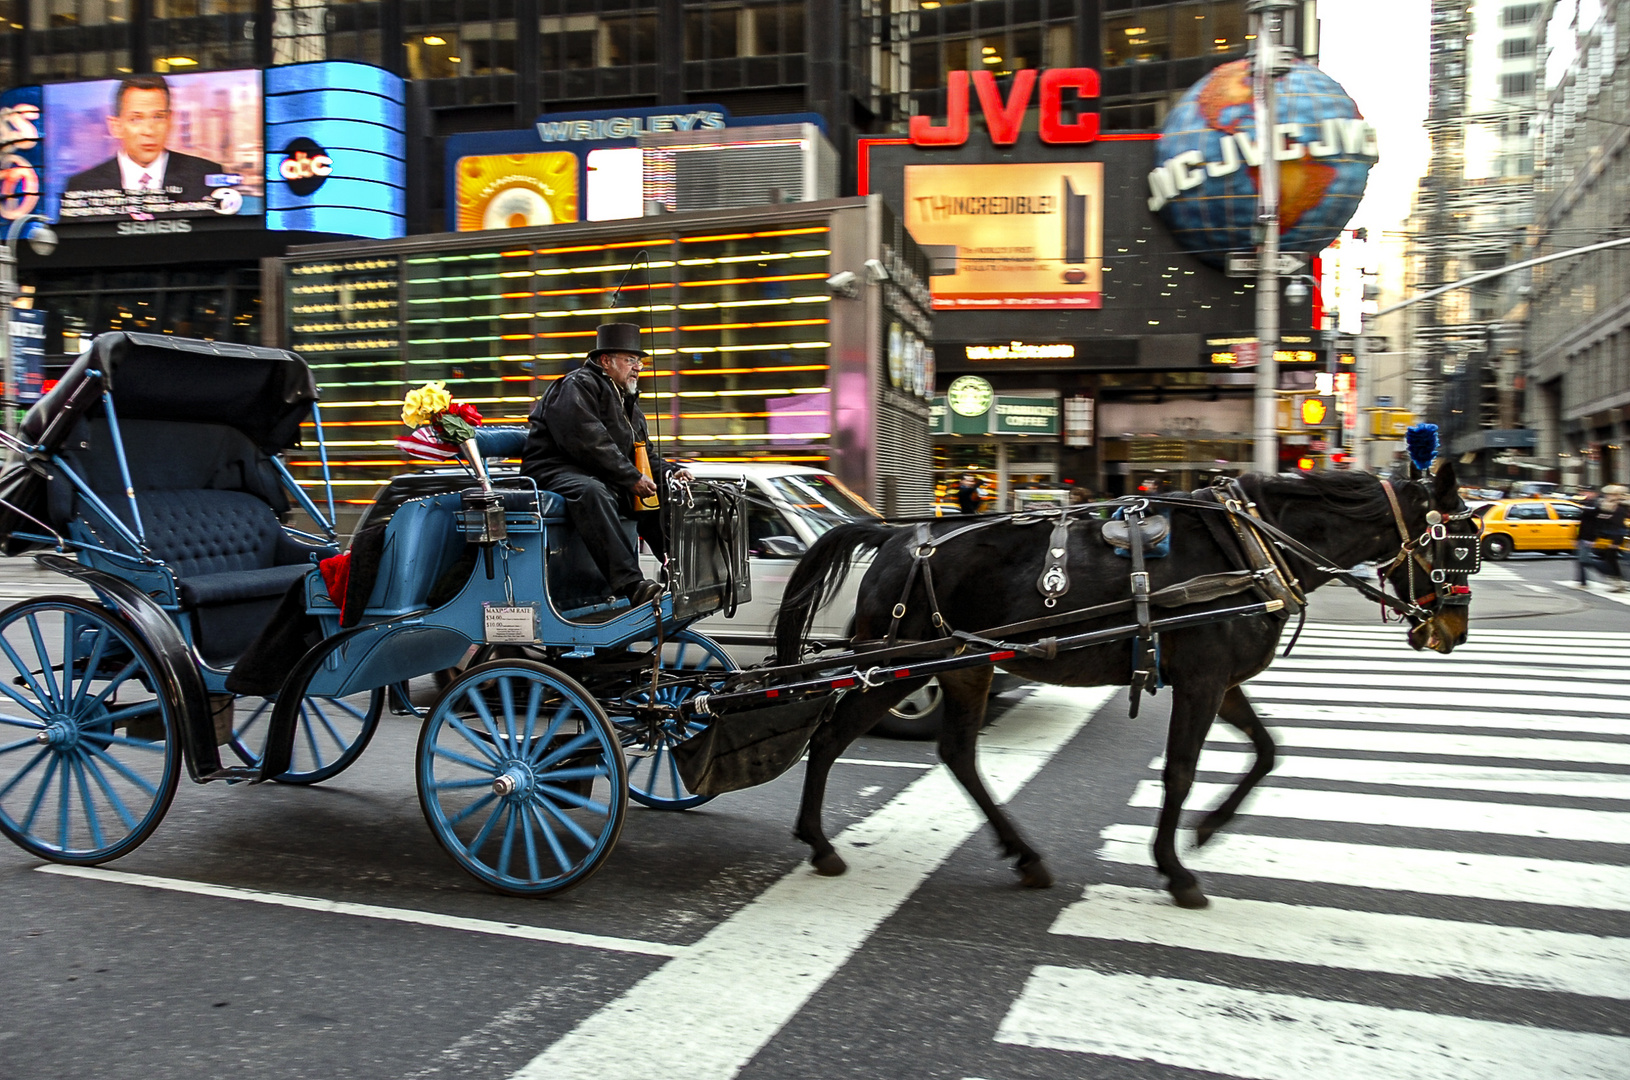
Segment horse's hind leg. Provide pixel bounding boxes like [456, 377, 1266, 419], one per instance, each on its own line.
[934, 667, 1053, 888]
[794, 679, 923, 876]
[1153, 682, 1226, 909]
[1196, 685, 1276, 847]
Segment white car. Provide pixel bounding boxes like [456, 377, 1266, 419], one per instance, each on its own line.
[647, 463, 875, 665]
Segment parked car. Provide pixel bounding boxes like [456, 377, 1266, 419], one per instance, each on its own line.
[1478, 498, 1589, 558]
[663, 464, 1016, 738]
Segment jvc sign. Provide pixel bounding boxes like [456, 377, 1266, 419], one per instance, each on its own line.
[909, 69, 1100, 147]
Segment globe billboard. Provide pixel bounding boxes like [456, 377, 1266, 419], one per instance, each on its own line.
[1147, 59, 1377, 267]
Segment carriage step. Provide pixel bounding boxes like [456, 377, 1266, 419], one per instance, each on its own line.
[201, 766, 262, 784]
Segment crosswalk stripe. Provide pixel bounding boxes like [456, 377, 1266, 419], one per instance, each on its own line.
[1097, 823, 1630, 910]
[1293, 624, 1630, 642]
[1242, 684, 1629, 714]
[1272, 659, 1628, 681]
[1128, 780, 1629, 843]
[995, 967, 1630, 1080]
[1050, 884, 1630, 1000]
[1207, 723, 1630, 765]
[1175, 749, 1630, 799]
[1253, 702, 1630, 738]
[1250, 670, 1630, 698]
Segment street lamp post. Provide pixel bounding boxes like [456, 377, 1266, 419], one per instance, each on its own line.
[0, 213, 57, 439]
[1250, 0, 1296, 476]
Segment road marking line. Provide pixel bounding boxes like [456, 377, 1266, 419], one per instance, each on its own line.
[1129, 780, 1629, 843]
[1292, 624, 1630, 642]
[1208, 723, 1630, 765]
[34, 864, 684, 957]
[1097, 823, 1630, 910]
[995, 967, 1630, 1080]
[1523, 583, 1557, 594]
[833, 757, 934, 769]
[1171, 749, 1630, 800]
[1252, 702, 1630, 737]
[1271, 659, 1626, 681]
[1251, 670, 1630, 699]
[1243, 684, 1630, 714]
[506, 686, 1117, 1080]
[1051, 884, 1630, 1000]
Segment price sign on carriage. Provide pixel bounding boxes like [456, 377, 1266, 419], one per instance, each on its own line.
[483, 602, 540, 644]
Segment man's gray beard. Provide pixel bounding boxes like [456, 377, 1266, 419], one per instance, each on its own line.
[622, 376, 640, 395]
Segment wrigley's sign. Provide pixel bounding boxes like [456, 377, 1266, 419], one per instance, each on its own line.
[537, 110, 727, 142]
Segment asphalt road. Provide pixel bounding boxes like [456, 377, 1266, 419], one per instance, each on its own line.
[2, 552, 1627, 1080]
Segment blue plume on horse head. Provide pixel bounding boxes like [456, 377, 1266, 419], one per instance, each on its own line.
[1405, 423, 1439, 471]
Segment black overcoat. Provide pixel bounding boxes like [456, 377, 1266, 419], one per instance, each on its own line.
[520, 361, 666, 490]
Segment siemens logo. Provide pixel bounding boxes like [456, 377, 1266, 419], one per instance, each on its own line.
[535, 111, 726, 142]
[117, 219, 192, 235]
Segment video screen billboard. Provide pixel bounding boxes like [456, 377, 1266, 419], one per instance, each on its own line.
[903, 162, 1104, 310]
[43, 70, 264, 224]
[453, 151, 578, 231]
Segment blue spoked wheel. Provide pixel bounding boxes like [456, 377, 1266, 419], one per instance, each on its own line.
[226, 687, 384, 785]
[417, 660, 627, 897]
[608, 629, 737, 811]
[0, 597, 181, 864]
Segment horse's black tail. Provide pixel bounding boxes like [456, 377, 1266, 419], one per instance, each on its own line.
[773, 520, 897, 663]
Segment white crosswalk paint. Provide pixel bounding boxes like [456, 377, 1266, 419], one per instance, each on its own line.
[1096, 823, 1630, 910]
[1253, 703, 1630, 738]
[1175, 749, 1630, 799]
[1128, 779, 1630, 843]
[1050, 884, 1630, 1000]
[1249, 670, 1630, 698]
[505, 686, 1116, 1080]
[1205, 723, 1630, 765]
[1241, 683, 1628, 713]
[995, 967, 1630, 1080]
[1271, 658, 1627, 681]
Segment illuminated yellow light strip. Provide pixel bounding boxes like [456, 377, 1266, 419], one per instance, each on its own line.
[672, 433, 831, 442]
[676, 318, 829, 332]
[531, 260, 678, 279]
[679, 227, 829, 243]
[675, 363, 830, 375]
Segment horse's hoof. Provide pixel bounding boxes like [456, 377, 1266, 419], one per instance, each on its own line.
[1016, 860, 1054, 889]
[1170, 883, 1210, 909]
[1194, 823, 1218, 848]
[811, 851, 848, 876]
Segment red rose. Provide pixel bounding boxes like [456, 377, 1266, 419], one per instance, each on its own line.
[447, 401, 484, 426]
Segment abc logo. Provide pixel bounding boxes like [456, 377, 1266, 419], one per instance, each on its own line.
[280, 136, 332, 196]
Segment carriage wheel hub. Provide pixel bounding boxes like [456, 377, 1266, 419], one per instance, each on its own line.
[37, 719, 78, 747]
[493, 764, 532, 799]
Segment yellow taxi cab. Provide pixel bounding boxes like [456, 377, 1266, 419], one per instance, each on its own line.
[1478, 497, 1587, 559]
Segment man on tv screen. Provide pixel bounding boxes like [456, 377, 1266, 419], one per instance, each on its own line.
[65, 74, 221, 203]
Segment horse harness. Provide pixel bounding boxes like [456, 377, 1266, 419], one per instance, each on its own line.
[871, 475, 1479, 715]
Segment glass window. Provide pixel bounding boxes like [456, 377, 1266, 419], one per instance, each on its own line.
[406, 29, 462, 79]
[1209, 0, 1248, 55]
[746, 501, 799, 555]
[750, 2, 802, 56]
[686, 8, 740, 61]
[1506, 502, 1550, 520]
[1104, 11, 1170, 66]
[1553, 502, 1585, 520]
[767, 474, 876, 534]
[1009, 26, 1041, 70]
[603, 14, 656, 66]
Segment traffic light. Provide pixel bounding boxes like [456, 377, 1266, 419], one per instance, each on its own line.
[1298, 395, 1335, 429]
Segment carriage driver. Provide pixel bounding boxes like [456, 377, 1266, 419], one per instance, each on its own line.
[521, 322, 689, 606]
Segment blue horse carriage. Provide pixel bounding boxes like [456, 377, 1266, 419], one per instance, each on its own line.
[0, 333, 749, 895]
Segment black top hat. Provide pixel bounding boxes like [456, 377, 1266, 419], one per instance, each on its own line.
[587, 322, 649, 359]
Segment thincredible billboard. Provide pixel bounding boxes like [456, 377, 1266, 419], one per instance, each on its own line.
[0, 62, 405, 240]
[903, 161, 1104, 311]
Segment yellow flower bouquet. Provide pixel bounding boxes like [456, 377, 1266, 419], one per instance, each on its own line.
[396, 381, 484, 461]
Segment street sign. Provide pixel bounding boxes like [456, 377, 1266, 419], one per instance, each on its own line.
[1233, 341, 1258, 368]
[1225, 251, 1309, 278]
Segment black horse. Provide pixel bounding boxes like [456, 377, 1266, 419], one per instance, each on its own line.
[773, 464, 1474, 909]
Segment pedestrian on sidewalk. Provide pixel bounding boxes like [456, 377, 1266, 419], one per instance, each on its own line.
[1575, 483, 1629, 590]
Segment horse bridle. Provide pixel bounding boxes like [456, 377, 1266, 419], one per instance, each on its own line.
[1377, 479, 1481, 616]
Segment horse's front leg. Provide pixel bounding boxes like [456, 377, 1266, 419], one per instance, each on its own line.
[933, 667, 1052, 888]
[1153, 681, 1226, 908]
[1195, 684, 1276, 847]
[794, 679, 922, 876]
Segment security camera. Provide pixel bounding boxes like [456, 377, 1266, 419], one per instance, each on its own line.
[864, 258, 890, 284]
[25, 223, 57, 258]
[825, 270, 859, 298]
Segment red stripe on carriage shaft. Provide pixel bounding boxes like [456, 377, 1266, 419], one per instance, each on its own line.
[831, 678, 856, 689]
[765, 689, 779, 698]
[991, 651, 1017, 661]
